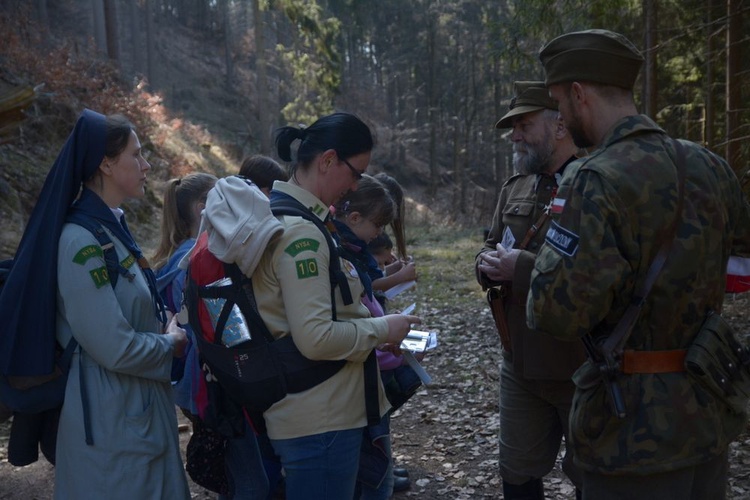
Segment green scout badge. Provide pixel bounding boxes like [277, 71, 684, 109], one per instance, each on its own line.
[72, 245, 103, 264]
[89, 266, 110, 288]
[309, 204, 325, 216]
[120, 254, 136, 270]
[295, 258, 319, 279]
[73, 244, 112, 287]
[285, 238, 320, 257]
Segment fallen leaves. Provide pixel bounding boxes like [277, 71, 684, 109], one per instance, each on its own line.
[388, 238, 750, 499]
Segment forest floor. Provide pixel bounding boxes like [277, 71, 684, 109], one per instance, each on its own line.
[2, 226, 750, 499]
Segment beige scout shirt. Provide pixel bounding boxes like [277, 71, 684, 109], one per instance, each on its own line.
[253, 181, 391, 440]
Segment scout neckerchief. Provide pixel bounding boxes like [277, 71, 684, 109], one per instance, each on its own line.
[332, 219, 383, 300]
[69, 187, 168, 326]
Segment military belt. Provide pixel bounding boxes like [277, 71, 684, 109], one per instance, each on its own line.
[621, 349, 687, 374]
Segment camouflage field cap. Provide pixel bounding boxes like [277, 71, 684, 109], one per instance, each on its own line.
[495, 81, 558, 129]
[539, 29, 644, 89]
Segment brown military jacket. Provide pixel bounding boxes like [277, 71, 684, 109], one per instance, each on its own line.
[476, 159, 585, 380]
[528, 115, 750, 474]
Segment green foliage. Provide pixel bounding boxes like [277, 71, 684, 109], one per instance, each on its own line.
[274, 0, 342, 124]
[488, 0, 642, 81]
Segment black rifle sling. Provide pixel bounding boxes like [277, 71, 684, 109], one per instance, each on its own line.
[600, 139, 688, 357]
[270, 193, 380, 425]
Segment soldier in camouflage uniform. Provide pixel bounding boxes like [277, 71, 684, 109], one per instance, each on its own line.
[476, 81, 585, 500]
[527, 29, 750, 499]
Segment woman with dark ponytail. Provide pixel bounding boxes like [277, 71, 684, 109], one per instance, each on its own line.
[249, 112, 420, 499]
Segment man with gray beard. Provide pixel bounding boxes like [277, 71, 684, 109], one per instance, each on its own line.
[475, 81, 584, 500]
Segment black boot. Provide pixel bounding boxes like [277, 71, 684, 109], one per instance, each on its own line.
[502, 478, 544, 500]
[393, 475, 411, 492]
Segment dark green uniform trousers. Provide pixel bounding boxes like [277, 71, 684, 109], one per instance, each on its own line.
[581, 450, 728, 500]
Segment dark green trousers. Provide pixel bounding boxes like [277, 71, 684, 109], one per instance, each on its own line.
[581, 450, 728, 500]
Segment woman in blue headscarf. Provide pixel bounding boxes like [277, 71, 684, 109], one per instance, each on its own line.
[1, 109, 190, 499]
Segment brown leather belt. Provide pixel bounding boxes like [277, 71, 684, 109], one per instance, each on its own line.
[621, 349, 687, 374]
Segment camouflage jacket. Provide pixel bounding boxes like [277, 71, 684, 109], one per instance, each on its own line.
[476, 162, 585, 380]
[527, 114, 750, 474]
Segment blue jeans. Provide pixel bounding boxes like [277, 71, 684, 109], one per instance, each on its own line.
[218, 421, 270, 500]
[271, 428, 363, 500]
[354, 428, 393, 500]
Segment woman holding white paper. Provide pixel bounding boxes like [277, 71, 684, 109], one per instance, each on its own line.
[252, 112, 420, 500]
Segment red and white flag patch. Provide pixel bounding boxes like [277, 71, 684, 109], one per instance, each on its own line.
[726, 256, 750, 293]
[550, 197, 566, 215]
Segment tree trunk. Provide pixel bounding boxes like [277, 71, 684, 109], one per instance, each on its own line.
[643, 0, 658, 118]
[704, 0, 718, 147]
[222, 0, 234, 89]
[36, 0, 49, 36]
[103, 0, 120, 68]
[253, 0, 270, 153]
[427, 19, 438, 197]
[129, 0, 142, 77]
[145, 0, 156, 86]
[725, 0, 742, 170]
[91, 0, 106, 55]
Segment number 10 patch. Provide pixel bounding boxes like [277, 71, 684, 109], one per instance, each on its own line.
[296, 258, 319, 279]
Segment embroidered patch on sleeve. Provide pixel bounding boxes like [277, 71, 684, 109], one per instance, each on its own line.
[120, 254, 136, 270]
[73, 245, 103, 265]
[295, 258, 319, 279]
[89, 266, 111, 288]
[545, 220, 579, 257]
[285, 238, 320, 257]
[550, 197, 566, 215]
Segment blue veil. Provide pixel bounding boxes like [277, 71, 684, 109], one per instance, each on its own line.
[0, 109, 106, 376]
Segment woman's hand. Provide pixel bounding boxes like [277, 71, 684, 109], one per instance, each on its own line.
[165, 315, 188, 358]
[383, 314, 421, 347]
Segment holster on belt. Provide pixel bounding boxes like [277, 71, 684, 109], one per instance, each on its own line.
[487, 285, 512, 352]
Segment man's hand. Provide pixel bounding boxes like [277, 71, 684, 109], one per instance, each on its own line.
[478, 244, 521, 282]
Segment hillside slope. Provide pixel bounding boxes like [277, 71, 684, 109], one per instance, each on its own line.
[0, 4, 262, 258]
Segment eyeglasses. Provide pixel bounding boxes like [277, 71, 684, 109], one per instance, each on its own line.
[340, 157, 364, 181]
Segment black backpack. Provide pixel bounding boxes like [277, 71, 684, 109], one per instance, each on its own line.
[0, 215, 125, 453]
[184, 193, 380, 423]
